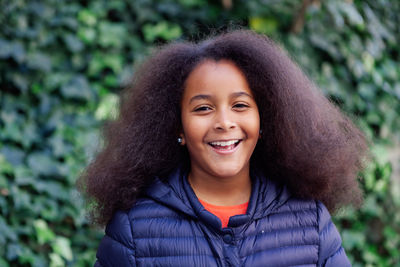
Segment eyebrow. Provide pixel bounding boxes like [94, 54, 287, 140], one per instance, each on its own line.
[189, 94, 211, 104]
[189, 91, 253, 104]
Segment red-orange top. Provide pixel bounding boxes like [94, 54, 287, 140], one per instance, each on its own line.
[199, 199, 248, 228]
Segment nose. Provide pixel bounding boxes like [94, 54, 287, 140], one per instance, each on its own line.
[214, 109, 236, 131]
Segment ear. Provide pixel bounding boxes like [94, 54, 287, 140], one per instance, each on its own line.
[179, 133, 186, 145]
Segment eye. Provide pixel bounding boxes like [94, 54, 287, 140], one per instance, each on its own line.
[193, 105, 212, 112]
[233, 103, 250, 110]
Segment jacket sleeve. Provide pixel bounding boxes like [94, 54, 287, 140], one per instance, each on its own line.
[317, 201, 351, 267]
[94, 211, 136, 267]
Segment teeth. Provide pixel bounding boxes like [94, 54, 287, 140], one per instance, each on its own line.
[209, 140, 239, 146]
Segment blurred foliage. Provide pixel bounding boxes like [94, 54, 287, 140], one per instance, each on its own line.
[0, 0, 399, 266]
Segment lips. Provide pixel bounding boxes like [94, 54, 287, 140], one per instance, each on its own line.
[208, 139, 241, 152]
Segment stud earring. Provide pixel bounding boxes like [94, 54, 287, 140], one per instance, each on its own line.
[177, 137, 183, 144]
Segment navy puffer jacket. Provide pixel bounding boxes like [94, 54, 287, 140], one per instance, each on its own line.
[95, 168, 350, 266]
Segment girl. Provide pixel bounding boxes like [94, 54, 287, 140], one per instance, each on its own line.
[79, 30, 369, 266]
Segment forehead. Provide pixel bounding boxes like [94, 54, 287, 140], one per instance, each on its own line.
[182, 59, 253, 99]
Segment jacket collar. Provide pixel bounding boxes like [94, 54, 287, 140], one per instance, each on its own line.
[145, 167, 291, 230]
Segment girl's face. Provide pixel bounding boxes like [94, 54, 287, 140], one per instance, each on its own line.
[180, 59, 260, 179]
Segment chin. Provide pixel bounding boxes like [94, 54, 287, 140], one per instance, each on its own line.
[210, 164, 245, 178]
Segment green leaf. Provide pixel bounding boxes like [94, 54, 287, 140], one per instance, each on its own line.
[49, 253, 64, 267]
[362, 52, 374, 73]
[1, 120, 23, 143]
[142, 21, 182, 42]
[371, 145, 389, 165]
[52, 236, 73, 261]
[0, 154, 14, 174]
[366, 112, 381, 125]
[95, 93, 119, 120]
[339, 2, 364, 26]
[21, 120, 39, 149]
[0, 217, 17, 243]
[177, 0, 206, 7]
[32, 197, 59, 220]
[19, 251, 47, 267]
[309, 33, 342, 60]
[249, 17, 278, 35]
[98, 22, 127, 48]
[35, 181, 69, 200]
[6, 243, 21, 261]
[358, 83, 376, 100]
[11, 186, 32, 210]
[64, 34, 84, 52]
[342, 230, 365, 250]
[33, 219, 56, 245]
[88, 52, 123, 76]
[14, 166, 34, 185]
[0, 257, 10, 267]
[27, 153, 59, 176]
[60, 76, 93, 101]
[77, 26, 96, 44]
[26, 52, 52, 72]
[48, 134, 73, 158]
[77, 9, 97, 26]
[0, 174, 7, 190]
[0, 39, 26, 63]
[362, 245, 380, 264]
[361, 195, 383, 217]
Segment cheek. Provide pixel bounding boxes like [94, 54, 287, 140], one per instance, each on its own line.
[182, 118, 207, 144]
[245, 113, 260, 138]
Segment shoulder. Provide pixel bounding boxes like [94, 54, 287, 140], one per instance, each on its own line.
[268, 198, 350, 266]
[270, 197, 320, 228]
[106, 197, 184, 233]
[270, 197, 340, 242]
[108, 197, 188, 240]
[315, 201, 342, 249]
[272, 198, 337, 228]
[315, 201, 350, 266]
[96, 197, 183, 266]
[96, 209, 136, 266]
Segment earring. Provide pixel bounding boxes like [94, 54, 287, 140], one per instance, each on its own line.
[259, 129, 262, 134]
[177, 137, 183, 144]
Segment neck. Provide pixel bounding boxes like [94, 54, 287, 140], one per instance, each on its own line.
[188, 166, 252, 206]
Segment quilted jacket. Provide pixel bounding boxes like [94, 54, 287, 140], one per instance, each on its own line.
[95, 168, 351, 266]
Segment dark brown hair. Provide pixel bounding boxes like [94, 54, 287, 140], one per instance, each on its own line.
[78, 29, 370, 226]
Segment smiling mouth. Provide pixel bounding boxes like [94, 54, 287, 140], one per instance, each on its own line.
[208, 139, 241, 150]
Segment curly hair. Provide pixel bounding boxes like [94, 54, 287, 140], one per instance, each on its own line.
[78, 29, 370, 226]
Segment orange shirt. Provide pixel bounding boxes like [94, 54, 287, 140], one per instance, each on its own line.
[199, 199, 248, 228]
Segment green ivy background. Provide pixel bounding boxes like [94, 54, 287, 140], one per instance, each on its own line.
[0, 0, 399, 266]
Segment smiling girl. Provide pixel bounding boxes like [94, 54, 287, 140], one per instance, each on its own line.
[79, 30, 369, 266]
